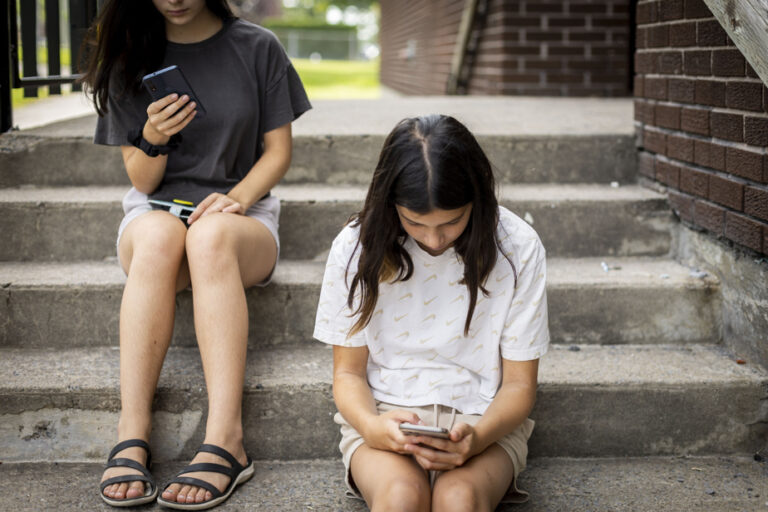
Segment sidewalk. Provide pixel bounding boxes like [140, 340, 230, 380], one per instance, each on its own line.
[10, 92, 96, 131]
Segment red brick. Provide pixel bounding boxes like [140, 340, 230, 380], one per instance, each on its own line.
[764, 228, 768, 256]
[525, 59, 564, 70]
[669, 21, 697, 46]
[710, 111, 743, 142]
[507, 17, 542, 27]
[656, 160, 681, 188]
[638, 151, 656, 178]
[526, 3, 564, 13]
[658, 51, 683, 74]
[659, 0, 684, 20]
[694, 80, 726, 107]
[680, 166, 709, 197]
[669, 190, 694, 222]
[634, 76, 645, 97]
[656, 104, 681, 129]
[592, 17, 628, 28]
[745, 186, 768, 222]
[647, 24, 669, 47]
[764, 86, 768, 114]
[709, 175, 744, 210]
[746, 62, 759, 79]
[694, 140, 726, 170]
[635, 99, 655, 123]
[637, 1, 658, 24]
[684, 51, 712, 75]
[725, 212, 764, 252]
[745, 116, 768, 147]
[684, 0, 711, 18]
[726, 82, 764, 112]
[667, 133, 695, 162]
[548, 17, 584, 28]
[696, 20, 728, 46]
[505, 73, 541, 83]
[570, 3, 608, 14]
[568, 31, 608, 42]
[526, 30, 565, 42]
[643, 128, 667, 153]
[548, 73, 584, 83]
[712, 50, 745, 76]
[694, 200, 725, 235]
[726, 147, 763, 181]
[549, 45, 586, 56]
[635, 52, 656, 74]
[681, 107, 710, 136]
[668, 78, 695, 103]
[645, 77, 667, 100]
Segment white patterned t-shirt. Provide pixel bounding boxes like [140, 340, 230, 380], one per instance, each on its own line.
[313, 206, 549, 415]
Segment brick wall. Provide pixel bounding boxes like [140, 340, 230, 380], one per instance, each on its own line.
[635, 0, 768, 255]
[379, 0, 631, 96]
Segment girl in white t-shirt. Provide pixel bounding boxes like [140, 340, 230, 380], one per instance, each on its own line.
[314, 114, 549, 511]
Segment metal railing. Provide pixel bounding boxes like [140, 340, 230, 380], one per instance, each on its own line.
[1, 0, 100, 132]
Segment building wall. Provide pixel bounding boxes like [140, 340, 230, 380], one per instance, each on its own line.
[379, 0, 631, 96]
[634, 0, 768, 255]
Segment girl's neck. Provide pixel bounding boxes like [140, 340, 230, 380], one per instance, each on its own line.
[165, 8, 223, 44]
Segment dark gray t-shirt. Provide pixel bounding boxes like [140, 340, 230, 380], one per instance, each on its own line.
[94, 18, 311, 204]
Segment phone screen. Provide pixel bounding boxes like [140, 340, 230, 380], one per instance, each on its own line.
[142, 65, 207, 117]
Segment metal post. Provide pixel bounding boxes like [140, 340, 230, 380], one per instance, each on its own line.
[20, 0, 37, 97]
[1, 0, 12, 132]
[68, 0, 93, 92]
[46, 0, 61, 95]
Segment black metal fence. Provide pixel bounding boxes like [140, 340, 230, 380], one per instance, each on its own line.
[1, 0, 100, 132]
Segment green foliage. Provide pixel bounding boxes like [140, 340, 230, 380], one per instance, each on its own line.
[261, 18, 355, 31]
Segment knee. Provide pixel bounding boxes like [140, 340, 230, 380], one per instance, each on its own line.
[372, 477, 430, 512]
[185, 214, 235, 268]
[128, 216, 186, 273]
[432, 479, 484, 512]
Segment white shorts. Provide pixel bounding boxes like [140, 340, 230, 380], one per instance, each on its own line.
[116, 187, 281, 285]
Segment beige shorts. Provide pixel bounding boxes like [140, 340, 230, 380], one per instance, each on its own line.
[116, 187, 281, 285]
[335, 401, 534, 504]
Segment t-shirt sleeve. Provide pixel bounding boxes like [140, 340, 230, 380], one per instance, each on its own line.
[500, 237, 550, 361]
[261, 36, 312, 133]
[313, 228, 367, 347]
[93, 84, 148, 147]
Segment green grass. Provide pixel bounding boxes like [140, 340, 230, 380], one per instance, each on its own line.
[292, 58, 380, 99]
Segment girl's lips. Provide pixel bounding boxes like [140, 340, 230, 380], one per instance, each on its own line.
[167, 9, 188, 16]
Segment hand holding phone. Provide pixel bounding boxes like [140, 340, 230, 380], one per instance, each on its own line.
[399, 422, 451, 439]
[142, 65, 206, 118]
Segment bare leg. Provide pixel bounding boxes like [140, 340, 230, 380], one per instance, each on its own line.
[431, 443, 515, 512]
[101, 211, 190, 500]
[350, 445, 432, 512]
[162, 213, 277, 504]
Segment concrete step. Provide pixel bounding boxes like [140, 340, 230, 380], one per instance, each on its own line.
[1, 456, 765, 511]
[0, 97, 636, 187]
[1, 344, 765, 462]
[0, 183, 673, 261]
[0, 257, 720, 348]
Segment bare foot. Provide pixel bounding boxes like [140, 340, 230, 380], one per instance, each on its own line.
[101, 445, 148, 500]
[161, 444, 248, 505]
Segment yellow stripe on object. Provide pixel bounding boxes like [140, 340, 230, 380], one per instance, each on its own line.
[172, 199, 194, 206]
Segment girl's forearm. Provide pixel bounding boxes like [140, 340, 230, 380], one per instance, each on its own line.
[333, 372, 381, 438]
[122, 145, 167, 194]
[227, 146, 291, 210]
[471, 381, 536, 455]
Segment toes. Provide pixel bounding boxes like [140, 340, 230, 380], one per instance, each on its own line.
[178, 484, 193, 503]
[103, 484, 114, 498]
[162, 483, 179, 501]
[194, 486, 207, 503]
[115, 482, 129, 499]
[126, 480, 145, 499]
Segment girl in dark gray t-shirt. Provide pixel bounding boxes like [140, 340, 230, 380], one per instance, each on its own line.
[82, 1, 310, 509]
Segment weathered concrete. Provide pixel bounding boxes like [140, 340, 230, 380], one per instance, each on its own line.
[0, 257, 721, 348]
[1, 97, 636, 187]
[0, 184, 673, 261]
[673, 228, 768, 375]
[1, 344, 764, 462]
[1, 456, 765, 511]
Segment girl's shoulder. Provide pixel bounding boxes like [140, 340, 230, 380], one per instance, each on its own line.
[496, 206, 546, 260]
[226, 18, 283, 47]
[329, 222, 362, 258]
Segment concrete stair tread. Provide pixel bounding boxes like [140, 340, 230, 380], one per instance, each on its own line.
[0, 182, 665, 203]
[1, 456, 764, 512]
[2, 343, 763, 393]
[0, 256, 716, 288]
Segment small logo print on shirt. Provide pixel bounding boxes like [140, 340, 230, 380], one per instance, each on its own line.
[446, 318, 459, 326]
[451, 394, 465, 401]
[423, 274, 437, 283]
[450, 295, 465, 304]
[424, 296, 438, 306]
[399, 293, 413, 301]
[419, 336, 433, 344]
[428, 378, 443, 387]
[394, 313, 408, 322]
[422, 314, 436, 322]
[496, 273, 511, 282]
[396, 331, 410, 339]
[404, 373, 419, 382]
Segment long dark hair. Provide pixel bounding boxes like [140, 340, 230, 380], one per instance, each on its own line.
[347, 114, 515, 337]
[80, 0, 234, 116]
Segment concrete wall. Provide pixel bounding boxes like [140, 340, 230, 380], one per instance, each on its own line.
[379, 0, 632, 96]
[634, 0, 768, 256]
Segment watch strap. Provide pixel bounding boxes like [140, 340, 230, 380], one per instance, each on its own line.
[128, 127, 182, 157]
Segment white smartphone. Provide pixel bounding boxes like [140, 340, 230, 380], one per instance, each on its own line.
[399, 422, 451, 439]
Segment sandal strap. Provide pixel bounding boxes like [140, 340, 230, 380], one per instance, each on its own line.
[100, 474, 153, 493]
[106, 457, 153, 479]
[196, 444, 242, 472]
[175, 462, 235, 478]
[108, 439, 150, 461]
[166, 477, 222, 499]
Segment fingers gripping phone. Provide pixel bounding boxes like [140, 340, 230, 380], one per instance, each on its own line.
[399, 422, 451, 439]
[142, 65, 207, 117]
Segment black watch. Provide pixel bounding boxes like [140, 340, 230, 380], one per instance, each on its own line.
[128, 127, 181, 157]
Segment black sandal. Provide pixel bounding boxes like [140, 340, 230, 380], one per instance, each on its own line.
[99, 439, 158, 507]
[156, 443, 255, 510]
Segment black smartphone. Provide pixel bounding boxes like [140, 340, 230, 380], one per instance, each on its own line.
[142, 65, 207, 117]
